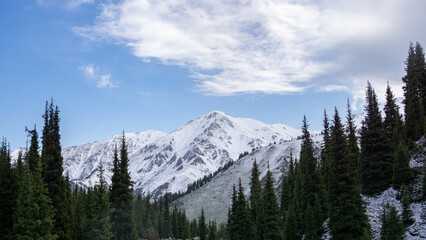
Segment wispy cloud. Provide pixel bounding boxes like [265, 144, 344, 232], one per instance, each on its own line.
[97, 74, 117, 88]
[79, 64, 95, 76]
[75, 0, 426, 97]
[79, 64, 117, 89]
[67, 0, 94, 9]
[319, 85, 349, 92]
[37, 0, 94, 9]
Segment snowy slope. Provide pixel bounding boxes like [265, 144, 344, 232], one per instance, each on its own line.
[62, 130, 166, 187]
[59, 111, 301, 198]
[173, 134, 323, 223]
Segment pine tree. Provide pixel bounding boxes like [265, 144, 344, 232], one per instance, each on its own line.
[329, 108, 369, 240]
[26, 126, 40, 174]
[284, 201, 301, 240]
[360, 82, 394, 195]
[237, 179, 254, 240]
[262, 170, 283, 240]
[71, 187, 87, 240]
[392, 142, 413, 189]
[110, 133, 138, 240]
[346, 100, 360, 173]
[163, 195, 172, 238]
[401, 186, 414, 227]
[320, 110, 331, 211]
[208, 220, 218, 240]
[86, 160, 113, 240]
[304, 203, 315, 240]
[171, 206, 178, 238]
[250, 160, 264, 240]
[299, 116, 322, 210]
[41, 100, 71, 240]
[12, 159, 57, 240]
[380, 204, 404, 240]
[281, 154, 292, 215]
[199, 208, 207, 240]
[383, 84, 404, 146]
[403, 42, 426, 141]
[0, 139, 17, 239]
[15, 151, 24, 188]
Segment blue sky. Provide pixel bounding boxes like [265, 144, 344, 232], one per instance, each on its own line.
[1, 0, 425, 149]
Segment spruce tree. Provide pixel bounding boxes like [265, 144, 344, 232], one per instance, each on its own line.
[249, 160, 264, 240]
[110, 133, 138, 240]
[401, 186, 414, 227]
[262, 170, 283, 240]
[15, 151, 24, 187]
[299, 116, 321, 210]
[41, 100, 71, 240]
[284, 201, 301, 240]
[12, 159, 56, 240]
[281, 154, 293, 215]
[403, 42, 426, 141]
[0, 139, 17, 239]
[86, 160, 113, 240]
[237, 179, 254, 240]
[360, 82, 394, 195]
[383, 84, 404, 146]
[304, 203, 315, 240]
[329, 108, 369, 240]
[320, 110, 331, 207]
[392, 142, 413, 189]
[171, 206, 178, 238]
[208, 220, 218, 240]
[26, 126, 40, 174]
[198, 208, 207, 240]
[346, 100, 360, 173]
[380, 204, 404, 240]
[163, 195, 172, 238]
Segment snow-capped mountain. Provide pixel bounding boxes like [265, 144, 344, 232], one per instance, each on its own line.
[62, 111, 301, 198]
[173, 134, 323, 223]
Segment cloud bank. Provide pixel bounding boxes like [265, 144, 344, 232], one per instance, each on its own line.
[75, 0, 426, 99]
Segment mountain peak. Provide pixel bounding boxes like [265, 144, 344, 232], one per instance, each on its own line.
[61, 112, 301, 198]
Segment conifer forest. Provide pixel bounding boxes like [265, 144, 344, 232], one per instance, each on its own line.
[1, 43, 425, 240]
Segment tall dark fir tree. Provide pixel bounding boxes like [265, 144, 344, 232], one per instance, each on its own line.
[0, 139, 17, 239]
[110, 133, 138, 240]
[299, 116, 322, 211]
[41, 100, 71, 240]
[328, 108, 369, 240]
[262, 170, 283, 240]
[403, 42, 426, 141]
[249, 160, 264, 240]
[360, 82, 394, 195]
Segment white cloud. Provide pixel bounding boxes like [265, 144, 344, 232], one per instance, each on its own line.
[319, 85, 349, 92]
[75, 0, 426, 96]
[79, 64, 117, 88]
[97, 74, 117, 88]
[79, 64, 95, 76]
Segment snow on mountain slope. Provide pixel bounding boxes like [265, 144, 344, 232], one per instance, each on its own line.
[173, 134, 323, 223]
[62, 111, 301, 198]
[62, 130, 166, 187]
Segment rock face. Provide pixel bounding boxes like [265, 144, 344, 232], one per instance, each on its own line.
[61, 111, 300, 198]
[173, 134, 323, 224]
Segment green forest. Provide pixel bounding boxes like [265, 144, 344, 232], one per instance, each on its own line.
[0, 42, 425, 240]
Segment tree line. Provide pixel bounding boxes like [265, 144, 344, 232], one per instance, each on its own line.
[0, 100, 220, 240]
[226, 42, 425, 240]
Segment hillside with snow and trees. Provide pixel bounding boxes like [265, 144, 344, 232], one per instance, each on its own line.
[1, 42, 425, 240]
